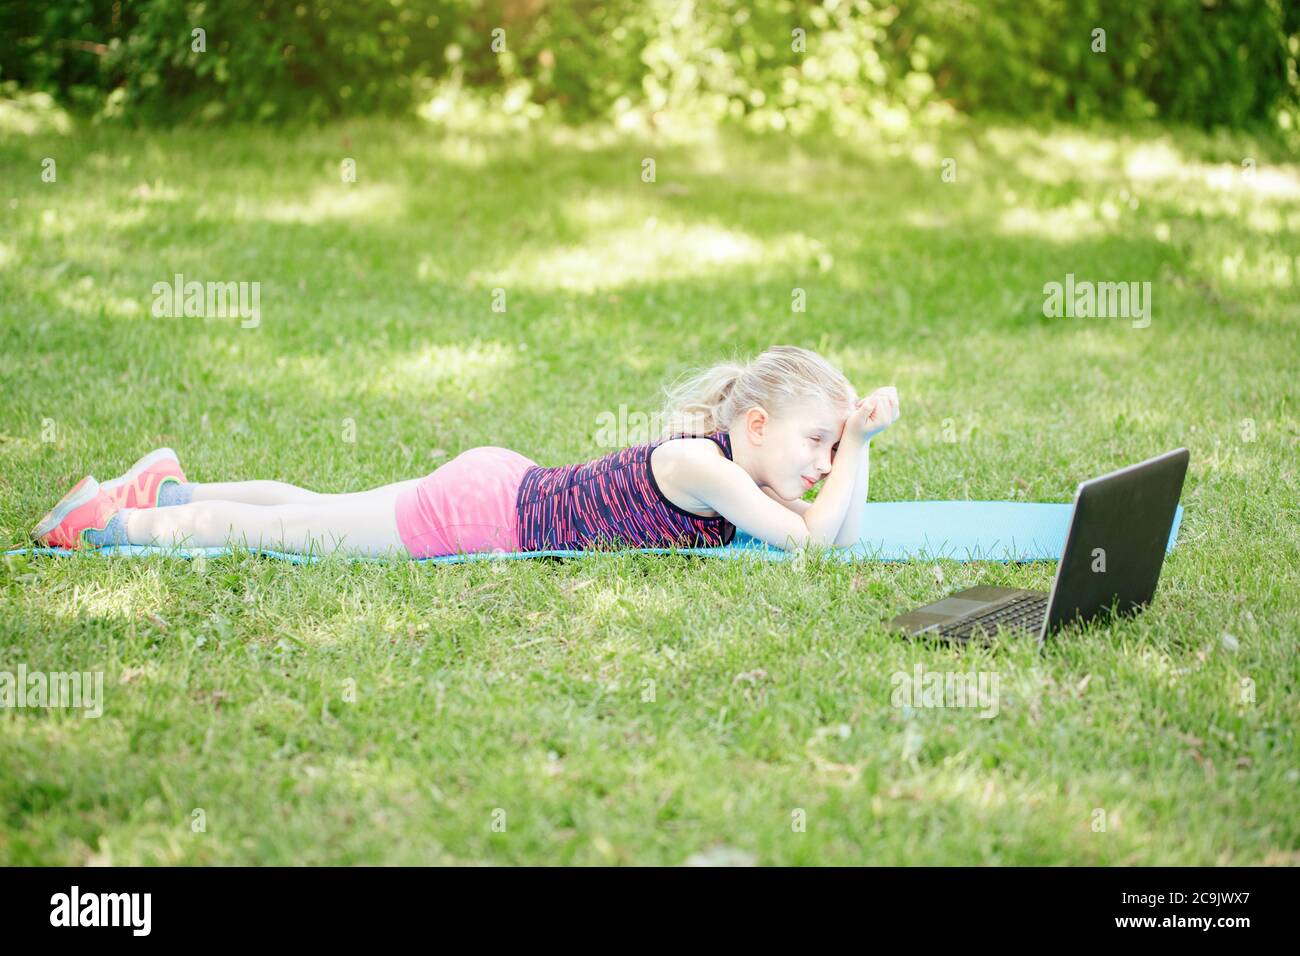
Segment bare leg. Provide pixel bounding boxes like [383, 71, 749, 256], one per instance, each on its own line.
[124, 495, 408, 557]
[189, 477, 422, 506]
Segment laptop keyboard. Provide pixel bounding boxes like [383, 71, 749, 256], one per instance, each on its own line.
[935, 594, 1049, 640]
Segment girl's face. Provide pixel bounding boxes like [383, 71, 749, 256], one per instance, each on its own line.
[747, 399, 851, 501]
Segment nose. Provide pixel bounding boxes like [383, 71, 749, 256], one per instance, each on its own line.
[817, 446, 833, 476]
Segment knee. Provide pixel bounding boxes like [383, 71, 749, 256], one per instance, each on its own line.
[265, 480, 321, 500]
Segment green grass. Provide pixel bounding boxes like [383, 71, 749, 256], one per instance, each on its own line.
[0, 108, 1297, 865]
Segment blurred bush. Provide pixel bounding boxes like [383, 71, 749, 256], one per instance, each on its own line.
[894, 0, 1299, 127]
[0, 0, 1295, 128]
[0, 0, 468, 122]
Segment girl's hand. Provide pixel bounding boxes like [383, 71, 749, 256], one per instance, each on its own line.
[843, 386, 899, 444]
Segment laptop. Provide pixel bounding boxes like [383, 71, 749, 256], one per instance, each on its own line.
[887, 448, 1189, 644]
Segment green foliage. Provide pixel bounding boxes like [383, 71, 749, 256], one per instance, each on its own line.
[1, 0, 473, 122]
[894, 0, 1299, 127]
[1, 0, 1296, 128]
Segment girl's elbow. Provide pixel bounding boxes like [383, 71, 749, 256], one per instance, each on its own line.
[797, 520, 839, 551]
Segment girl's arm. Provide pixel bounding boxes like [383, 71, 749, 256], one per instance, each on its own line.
[761, 485, 811, 514]
[761, 442, 869, 546]
[683, 389, 896, 551]
[832, 440, 869, 548]
[687, 431, 871, 550]
[799, 431, 869, 546]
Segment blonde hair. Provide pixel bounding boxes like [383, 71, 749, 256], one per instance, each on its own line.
[656, 345, 856, 439]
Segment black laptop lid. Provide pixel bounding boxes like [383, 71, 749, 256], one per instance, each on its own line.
[1043, 448, 1190, 637]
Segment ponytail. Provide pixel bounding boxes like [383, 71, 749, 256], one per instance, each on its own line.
[656, 345, 855, 440]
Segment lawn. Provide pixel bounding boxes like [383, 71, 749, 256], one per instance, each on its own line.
[0, 108, 1296, 865]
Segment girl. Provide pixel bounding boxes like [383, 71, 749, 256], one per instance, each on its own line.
[30, 345, 900, 557]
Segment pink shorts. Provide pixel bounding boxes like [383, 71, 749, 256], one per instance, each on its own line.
[394, 446, 538, 558]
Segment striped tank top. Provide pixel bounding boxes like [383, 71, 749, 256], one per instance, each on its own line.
[514, 430, 737, 552]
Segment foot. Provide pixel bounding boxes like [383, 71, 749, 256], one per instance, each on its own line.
[30, 476, 121, 550]
[101, 447, 186, 509]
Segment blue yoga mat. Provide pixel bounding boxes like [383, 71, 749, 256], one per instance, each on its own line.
[4, 500, 1184, 565]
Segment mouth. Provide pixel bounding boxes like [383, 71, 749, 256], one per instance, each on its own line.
[801, 475, 817, 490]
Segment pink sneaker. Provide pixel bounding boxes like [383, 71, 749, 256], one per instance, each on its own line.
[101, 447, 186, 509]
[30, 476, 121, 550]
